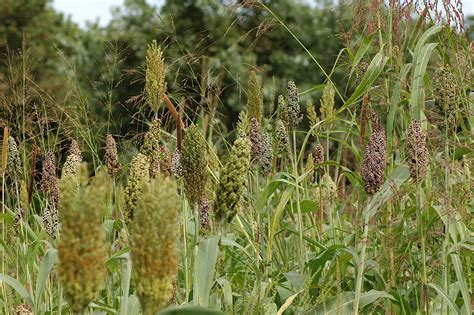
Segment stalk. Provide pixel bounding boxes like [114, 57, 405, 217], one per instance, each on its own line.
[416, 180, 428, 313]
[193, 204, 200, 305]
[353, 202, 370, 315]
[292, 131, 305, 272]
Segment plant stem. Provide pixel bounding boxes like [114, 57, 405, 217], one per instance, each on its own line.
[292, 131, 305, 273]
[193, 203, 200, 305]
[353, 203, 370, 315]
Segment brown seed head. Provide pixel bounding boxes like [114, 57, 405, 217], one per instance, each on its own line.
[407, 120, 428, 181]
[105, 134, 121, 177]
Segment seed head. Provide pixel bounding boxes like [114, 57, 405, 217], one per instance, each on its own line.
[131, 175, 180, 314]
[314, 144, 325, 167]
[7, 136, 22, 179]
[12, 304, 32, 315]
[200, 196, 211, 231]
[58, 170, 107, 313]
[407, 120, 428, 181]
[105, 134, 121, 177]
[181, 124, 208, 205]
[214, 137, 251, 223]
[433, 66, 459, 116]
[248, 71, 264, 124]
[41, 152, 59, 206]
[250, 118, 263, 162]
[141, 119, 161, 178]
[320, 84, 335, 121]
[43, 203, 58, 238]
[260, 132, 273, 175]
[355, 61, 369, 86]
[159, 146, 172, 177]
[145, 40, 166, 113]
[61, 140, 82, 178]
[361, 109, 387, 194]
[171, 149, 182, 178]
[275, 119, 289, 154]
[278, 95, 289, 125]
[124, 153, 150, 223]
[287, 81, 303, 128]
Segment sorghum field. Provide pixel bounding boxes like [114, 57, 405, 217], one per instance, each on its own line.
[0, 1, 473, 314]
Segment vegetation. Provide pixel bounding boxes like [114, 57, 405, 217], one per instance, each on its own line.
[0, 0, 473, 314]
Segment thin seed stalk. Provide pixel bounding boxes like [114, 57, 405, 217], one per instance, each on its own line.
[292, 130, 305, 272]
[182, 192, 190, 302]
[416, 180, 428, 313]
[353, 204, 370, 315]
[193, 203, 200, 305]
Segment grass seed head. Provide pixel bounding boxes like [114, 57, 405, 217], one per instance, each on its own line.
[320, 84, 336, 121]
[124, 153, 150, 223]
[61, 139, 82, 178]
[314, 144, 325, 167]
[131, 175, 180, 314]
[260, 131, 273, 175]
[433, 66, 459, 116]
[41, 151, 59, 206]
[200, 196, 211, 231]
[181, 124, 208, 204]
[171, 149, 182, 178]
[248, 70, 264, 124]
[250, 117, 263, 162]
[407, 120, 428, 181]
[105, 134, 121, 177]
[287, 81, 303, 128]
[58, 170, 107, 313]
[275, 119, 289, 154]
[145, 40, 166, 114]
[7, 136, 22, 179]
[214, 137, 251, 223]
[159, 146, 172, 177]
[361, 109, 386, 194]
[141, 119, 161, 178]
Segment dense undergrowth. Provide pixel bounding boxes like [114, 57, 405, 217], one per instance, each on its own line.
[0, 1, 473, 314]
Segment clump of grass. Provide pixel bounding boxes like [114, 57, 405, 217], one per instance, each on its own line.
[131, 174, 180, 314]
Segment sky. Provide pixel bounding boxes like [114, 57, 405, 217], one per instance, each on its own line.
[52, 0, 474, 28]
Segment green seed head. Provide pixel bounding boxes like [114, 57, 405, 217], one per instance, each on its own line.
[145, 40, 166, 113]
[7, 136, 21, 179]
[181, 124, 208, 204]
[124, 153, 150, 223]
[131, 175, 180, 314]
[141, 119, 161, 178]
[248, 70, 264, 124]
[214, 137, 251, 223]
[57, 169, 107, 313]
[320, 84, 335, 121]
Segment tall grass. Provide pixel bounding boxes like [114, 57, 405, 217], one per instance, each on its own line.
[0, 1, 472, 314]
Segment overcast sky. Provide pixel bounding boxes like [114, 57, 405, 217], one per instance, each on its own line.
[52, 0, 474, 28]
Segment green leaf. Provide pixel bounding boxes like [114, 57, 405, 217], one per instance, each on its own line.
[451, 254, 472, 314]
[348, 34, 374, 80]
[0, 274, 34, 308]
[410, 42, 437, 119]
[339, 52, 388, 112]
[427, 283, 460, 314]
[290, 200, 317, 213]
[35, 248, 58, 308]
[196, 236, 219, 307]
[364, 165, 410, 219]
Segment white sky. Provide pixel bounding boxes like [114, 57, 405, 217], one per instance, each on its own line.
[52, 0, 474, 28]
